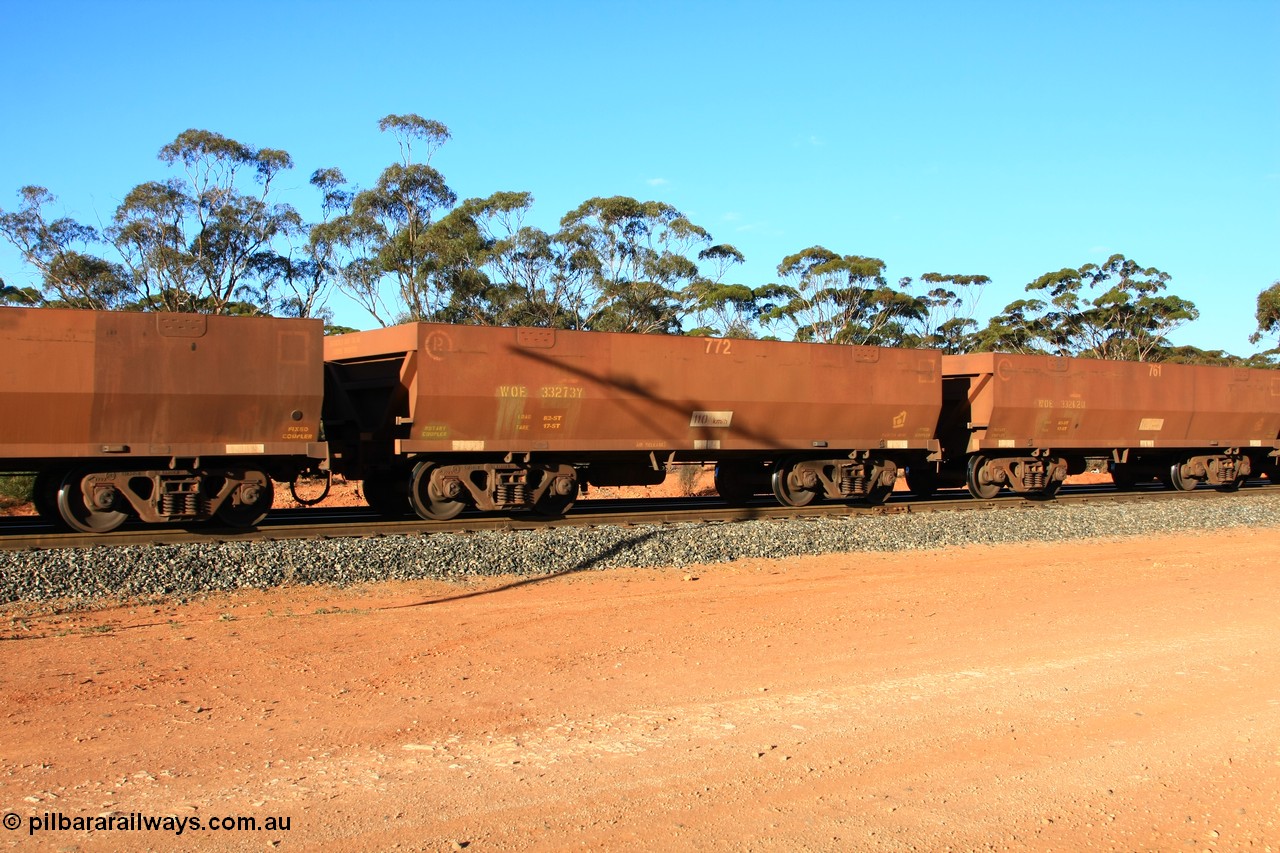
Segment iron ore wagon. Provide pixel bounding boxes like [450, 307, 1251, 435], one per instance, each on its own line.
[913, 353, 1280, 499]
[322, 323, 943, 519]
[0, 307, 326, 532]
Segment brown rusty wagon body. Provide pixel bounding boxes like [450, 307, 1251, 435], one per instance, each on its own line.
[0, 307, 326, 531]
[927, 353, 1280, 498]
[323, 323, 942, 518]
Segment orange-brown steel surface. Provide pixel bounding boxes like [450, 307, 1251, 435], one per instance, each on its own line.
[326, 324, 942, 455]
[0, 307, 325, 463]
[942, 353, 1280, 452]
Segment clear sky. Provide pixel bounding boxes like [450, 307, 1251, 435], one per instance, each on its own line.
[1, 0, 1276, 353]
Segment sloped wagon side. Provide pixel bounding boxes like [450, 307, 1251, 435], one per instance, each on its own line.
[323, 323, 942, 519]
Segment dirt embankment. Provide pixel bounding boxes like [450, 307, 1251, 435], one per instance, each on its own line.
[3, 526, 1279, 850]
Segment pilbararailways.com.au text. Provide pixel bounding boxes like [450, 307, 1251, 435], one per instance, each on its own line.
[6, 811, 291, 836]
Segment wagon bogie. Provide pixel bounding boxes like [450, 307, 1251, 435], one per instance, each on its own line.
[965, 454, 1069, 499]
[50, 464, 280, 530]
[772, 454, 900, 506]
[407, 458, 580, 519]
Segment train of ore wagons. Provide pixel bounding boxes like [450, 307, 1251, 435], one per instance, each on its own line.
[2, 305, 1279, 534]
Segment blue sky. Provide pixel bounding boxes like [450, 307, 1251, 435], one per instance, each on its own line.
[1, 0, 1276, 352]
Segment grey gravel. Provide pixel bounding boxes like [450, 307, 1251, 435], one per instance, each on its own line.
[4, 493, 1280, 608]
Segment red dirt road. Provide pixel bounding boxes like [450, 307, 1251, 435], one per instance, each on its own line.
[3, 528, 1279, 851]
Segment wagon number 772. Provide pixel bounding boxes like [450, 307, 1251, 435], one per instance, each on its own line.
[705, 340, 733, 356]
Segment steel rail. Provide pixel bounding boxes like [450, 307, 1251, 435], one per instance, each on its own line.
[1, 481, 1275, 553]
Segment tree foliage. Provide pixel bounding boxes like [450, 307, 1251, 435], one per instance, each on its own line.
[762, 247, 924, 345]
[108, 129, 304, 314]
[0, 117, 1265, 366]
[0, 186, 130, 309]
[314, 115, 457, 325]
[555, 196, 712, 334]
[974, 254, 1198, 362]
[1250, 280, 1280, 349]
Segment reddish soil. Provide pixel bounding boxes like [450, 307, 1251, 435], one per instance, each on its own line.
[3, 526, 1279, 850]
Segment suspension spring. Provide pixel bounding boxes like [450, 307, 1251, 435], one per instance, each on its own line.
[1025, 466, 1046, 491]
[839, 469, 867, 497]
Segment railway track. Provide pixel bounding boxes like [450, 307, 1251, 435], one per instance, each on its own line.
[1, 480, 1274, 552]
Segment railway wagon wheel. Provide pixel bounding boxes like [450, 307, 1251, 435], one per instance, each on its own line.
[32, 470, 65, 525]
[531, 469, 579, 518]
[361, 473, 412, 517]
[713, 463, 758, 505]
[215, 473, 275, 528]
[965, 455, 1002, 500]
[863, 480, 895, 506]
[903, 465, 938, 499]
[770, 459, 819, 507]
[1165, 460, 1197, 492]
[1216, 476, 1244, 493]
[56, 468, 129, 534]
[410, 462, 466, 521]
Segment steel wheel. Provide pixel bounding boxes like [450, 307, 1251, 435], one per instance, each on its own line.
[32, 470, 65, 525]
[904, 465, 938, 499]
[215, 474, 274, 527]
[410, 462, 466, 521]
[361, 473, 412, 517]
[56, 469, 128, 534]
[1167, 460, 1196, 492]
[771, 459, 819, 507]
[966, 455, 1001, 500]
[863, 481, 894, 506]
[532, 471, 579, 518]
[714, 463, 756, 505]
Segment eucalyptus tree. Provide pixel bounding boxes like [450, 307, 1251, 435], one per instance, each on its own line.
[762, 247, 924, 345]
[1, 278, 41, 306]
[0, 186, 131, 309]
[448, 191, 591, 329]
[1025, 254, 1197, 361]
[970, 297, 1051, 353]
[312, 115, 457, 325]
[1250, 280, 1280, 350]
[683, 244, 789, 339]
[555, 196, 712, 334]
[106, 129, 302, 314]
[907, 272, 990, 352]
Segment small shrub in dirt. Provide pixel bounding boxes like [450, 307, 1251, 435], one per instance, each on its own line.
[675, 464, 712, 496]
[0, 474, 34, 510]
